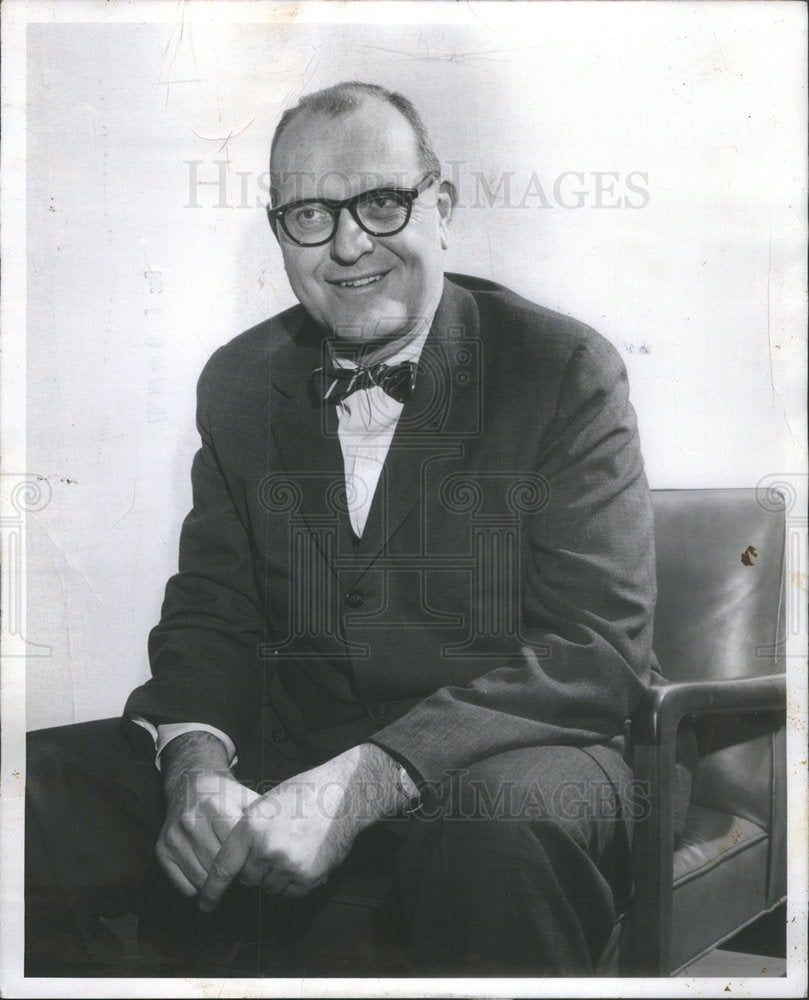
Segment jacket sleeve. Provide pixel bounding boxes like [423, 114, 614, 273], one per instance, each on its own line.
[370, 333, 656, 783]
[123, 352, 266, 754]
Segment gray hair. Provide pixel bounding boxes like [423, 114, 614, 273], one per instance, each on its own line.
[269, 81, 442, 206]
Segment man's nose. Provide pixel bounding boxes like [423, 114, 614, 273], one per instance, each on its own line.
[330, 208, 374, 264]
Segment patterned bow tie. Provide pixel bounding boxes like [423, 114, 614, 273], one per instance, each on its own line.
[319, 360, 417, 405]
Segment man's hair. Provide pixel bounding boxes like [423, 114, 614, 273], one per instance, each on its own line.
[269, 81, 442, 206]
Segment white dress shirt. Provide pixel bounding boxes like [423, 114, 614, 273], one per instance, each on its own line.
[135, 322, 433, 767]
[332, 325, 430, 537]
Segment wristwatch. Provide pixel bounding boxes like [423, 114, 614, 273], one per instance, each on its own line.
[395, 763, 421, 810]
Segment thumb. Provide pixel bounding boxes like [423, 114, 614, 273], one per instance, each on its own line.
[199, 825, 250, 912]
[210, 782, 260, 843]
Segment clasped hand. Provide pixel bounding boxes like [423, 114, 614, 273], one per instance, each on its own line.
[156, 742, 403, 911]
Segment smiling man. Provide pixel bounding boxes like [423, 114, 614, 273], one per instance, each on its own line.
[26, 82, 671, 977]
[268, 94, 450, 358]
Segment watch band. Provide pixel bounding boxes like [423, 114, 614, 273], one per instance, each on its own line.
[395, 763, 421, 810]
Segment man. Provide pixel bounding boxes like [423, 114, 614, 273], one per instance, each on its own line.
[26, 81, 664, 977]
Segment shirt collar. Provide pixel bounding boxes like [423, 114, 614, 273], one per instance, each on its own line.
[328, 317, 435, 371]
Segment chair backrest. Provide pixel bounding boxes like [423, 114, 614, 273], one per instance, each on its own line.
[650, 488, 787, 902]
[651, 488, 786, 685]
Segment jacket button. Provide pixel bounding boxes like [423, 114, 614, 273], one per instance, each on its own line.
[270, 729, 287, 743]
[346, 589, 365, 608]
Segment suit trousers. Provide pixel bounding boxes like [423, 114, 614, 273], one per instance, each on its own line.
[26, 717, 652, 977]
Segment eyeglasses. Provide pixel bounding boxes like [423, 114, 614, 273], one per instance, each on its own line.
[266, 172, 439, 247]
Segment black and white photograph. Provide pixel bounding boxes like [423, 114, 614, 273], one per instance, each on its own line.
[1, 1, 806, 996]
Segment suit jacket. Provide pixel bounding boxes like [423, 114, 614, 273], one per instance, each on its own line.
[125, 273, 658, 787]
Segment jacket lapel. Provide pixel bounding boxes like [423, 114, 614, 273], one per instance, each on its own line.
[268, 279, 483, 588]
[268, 316, 350, 579]
[346, 278, 483, 580]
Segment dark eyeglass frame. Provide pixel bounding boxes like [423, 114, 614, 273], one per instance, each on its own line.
[266, 172, 439, 247]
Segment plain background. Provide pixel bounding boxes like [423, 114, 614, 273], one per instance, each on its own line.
[13, 3, 807, 742]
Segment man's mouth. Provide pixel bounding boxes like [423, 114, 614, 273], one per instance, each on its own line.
[328, 272, 388, 289]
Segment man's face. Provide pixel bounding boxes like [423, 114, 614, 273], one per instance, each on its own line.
[271, 100, 451, 355]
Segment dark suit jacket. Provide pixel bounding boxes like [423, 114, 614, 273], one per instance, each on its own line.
[125, 273, 657, 788]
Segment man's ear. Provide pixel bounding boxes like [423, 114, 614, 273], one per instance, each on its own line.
[437, 180, 454, 250]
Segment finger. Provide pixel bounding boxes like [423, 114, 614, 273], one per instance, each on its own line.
[177, 811, 226, 867]
[260, 868, 291, 895]
[262, 871, 326, 897]
[198, 796, 253, 846]
[198, 827, 251, 912]
[211, 813, 243, 845]
[236, 842, 285, 888]
[237, 856, 273, 888]
[157, 852, 202, 897]
[159, 824, 220, 888]
[156, 835, 211, 893]
[281, 882, 308, 899]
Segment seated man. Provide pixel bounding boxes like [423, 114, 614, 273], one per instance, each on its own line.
[26, 80, 681, 977]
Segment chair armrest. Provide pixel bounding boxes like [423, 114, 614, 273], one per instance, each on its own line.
[631, 674, 786, 746]
[624, 672, 785, 974]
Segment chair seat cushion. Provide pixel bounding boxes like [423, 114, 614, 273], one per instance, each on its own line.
[670, 804, 770, 971]
[674, 804, 767, 882]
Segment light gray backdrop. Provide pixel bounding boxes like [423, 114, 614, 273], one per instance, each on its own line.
[17, 3, 806, 731]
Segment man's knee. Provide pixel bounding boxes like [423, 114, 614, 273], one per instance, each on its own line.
[394, 746, 633, 954]
[28, 717, 160, 798]
[26, 717, 165, 891]
[413, 745, 628, 841]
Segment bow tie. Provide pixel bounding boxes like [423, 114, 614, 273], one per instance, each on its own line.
[319, 360, 417, 405]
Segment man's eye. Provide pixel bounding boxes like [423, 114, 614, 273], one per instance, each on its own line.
[361, 192, 405, 221]
[367, 193, 397, 209]
[288, 205, 330, 229]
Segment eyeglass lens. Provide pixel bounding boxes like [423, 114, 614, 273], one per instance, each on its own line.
[283, 189, 411, 244]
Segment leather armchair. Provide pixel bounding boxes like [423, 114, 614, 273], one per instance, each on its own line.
[620, 487, 788, 975]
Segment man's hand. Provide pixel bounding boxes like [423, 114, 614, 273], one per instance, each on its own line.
[198, 743, 413, 911]
[156, 731, 260, 897]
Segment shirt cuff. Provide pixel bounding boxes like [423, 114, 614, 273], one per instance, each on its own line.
[129, 716, 238, 771]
